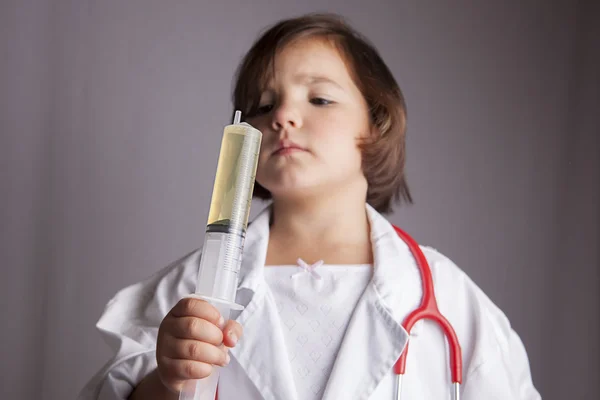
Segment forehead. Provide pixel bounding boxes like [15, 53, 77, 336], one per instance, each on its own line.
[264, 37, 356, 88]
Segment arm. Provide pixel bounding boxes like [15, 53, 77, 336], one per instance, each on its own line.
[79, 250, 241, 400]
[462, 316, 541, 399]
[424, 248, 541, 399]
[77, 251, 200, 400]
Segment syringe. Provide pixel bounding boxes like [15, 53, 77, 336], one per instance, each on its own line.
[179, 110, 262, 400]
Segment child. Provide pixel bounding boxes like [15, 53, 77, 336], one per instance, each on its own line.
[79, 13, 541, 400]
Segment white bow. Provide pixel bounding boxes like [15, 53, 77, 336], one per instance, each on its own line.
[292, 258, 324, 280]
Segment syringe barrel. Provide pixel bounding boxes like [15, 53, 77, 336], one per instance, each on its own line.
[195, 121, 261, 302]
[195, 231, 244, 302]
[206, 122, 262, 234]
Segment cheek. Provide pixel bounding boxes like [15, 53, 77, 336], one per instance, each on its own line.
[321, 119, 364, 149]
[323, 134, 364, 170]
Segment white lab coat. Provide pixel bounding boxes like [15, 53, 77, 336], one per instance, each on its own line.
[78, 204, 541, 400]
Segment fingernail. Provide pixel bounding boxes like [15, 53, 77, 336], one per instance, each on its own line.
[229, 332, 238, 345]
[218, 315, 225, 327]
[224, 352, 231, 365]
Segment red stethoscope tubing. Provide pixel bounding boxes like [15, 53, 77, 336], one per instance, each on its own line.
[391, 224, 463, 385]
[214, 225, 463, 399]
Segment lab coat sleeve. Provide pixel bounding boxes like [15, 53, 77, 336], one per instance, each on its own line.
[425, 247, 541, 400]
[462, 328, 542, 399]
[77, 250, 200, 400]
[459, 283, 542, 399]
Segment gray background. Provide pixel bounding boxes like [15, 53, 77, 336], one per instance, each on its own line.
[1, 0, 598, 399]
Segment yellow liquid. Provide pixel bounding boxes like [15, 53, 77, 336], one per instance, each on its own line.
[206, 123, 262, 233]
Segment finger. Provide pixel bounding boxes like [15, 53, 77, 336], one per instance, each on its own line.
[163, 336, 230, 367]
[222, 320, 243, 348]
[165, 316, 224, 345]
[170, 298, 223, 326]
[159, 356, 214, 381]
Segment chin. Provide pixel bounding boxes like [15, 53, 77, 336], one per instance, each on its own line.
[267, 185, 309, 198]
[266, 181, 331, 200]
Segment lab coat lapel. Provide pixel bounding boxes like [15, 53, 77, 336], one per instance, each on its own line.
[229, 205, 299, 400]
[321, 205, 423, 400]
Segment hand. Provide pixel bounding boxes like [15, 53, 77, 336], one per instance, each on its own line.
[155, 297, 243, 394]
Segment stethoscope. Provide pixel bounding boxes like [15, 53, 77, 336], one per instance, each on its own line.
[392, 224, 463, 400]
[214, 225, 463, 400]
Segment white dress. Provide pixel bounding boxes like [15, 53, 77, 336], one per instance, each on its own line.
[264, 259, 372, 399]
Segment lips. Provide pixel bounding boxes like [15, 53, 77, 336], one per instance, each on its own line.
[272, 140, 308, 156]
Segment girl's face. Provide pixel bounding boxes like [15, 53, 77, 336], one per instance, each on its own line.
[247, 38, 373, 202]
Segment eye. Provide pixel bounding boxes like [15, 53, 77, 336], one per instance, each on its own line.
[255, 104, 273, 115]
[310, 97, 333, 106]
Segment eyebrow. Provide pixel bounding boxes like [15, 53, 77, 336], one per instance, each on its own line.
[295, 74, 345, 90]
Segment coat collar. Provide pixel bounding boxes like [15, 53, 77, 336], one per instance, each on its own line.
[230, 202, 425, 400]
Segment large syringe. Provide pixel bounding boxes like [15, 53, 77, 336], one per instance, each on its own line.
[179, 111, 262, 400]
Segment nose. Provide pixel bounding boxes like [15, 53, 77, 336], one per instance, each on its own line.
[270, 100, 302, 131]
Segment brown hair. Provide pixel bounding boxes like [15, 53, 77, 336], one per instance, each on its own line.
[232, 13, 412, 214]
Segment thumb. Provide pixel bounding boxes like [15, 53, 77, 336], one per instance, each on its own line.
[221, 319, 242, 348]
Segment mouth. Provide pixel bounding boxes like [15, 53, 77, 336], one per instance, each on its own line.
[272, 141, 308, 156]
[273, 147, 306, 156]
